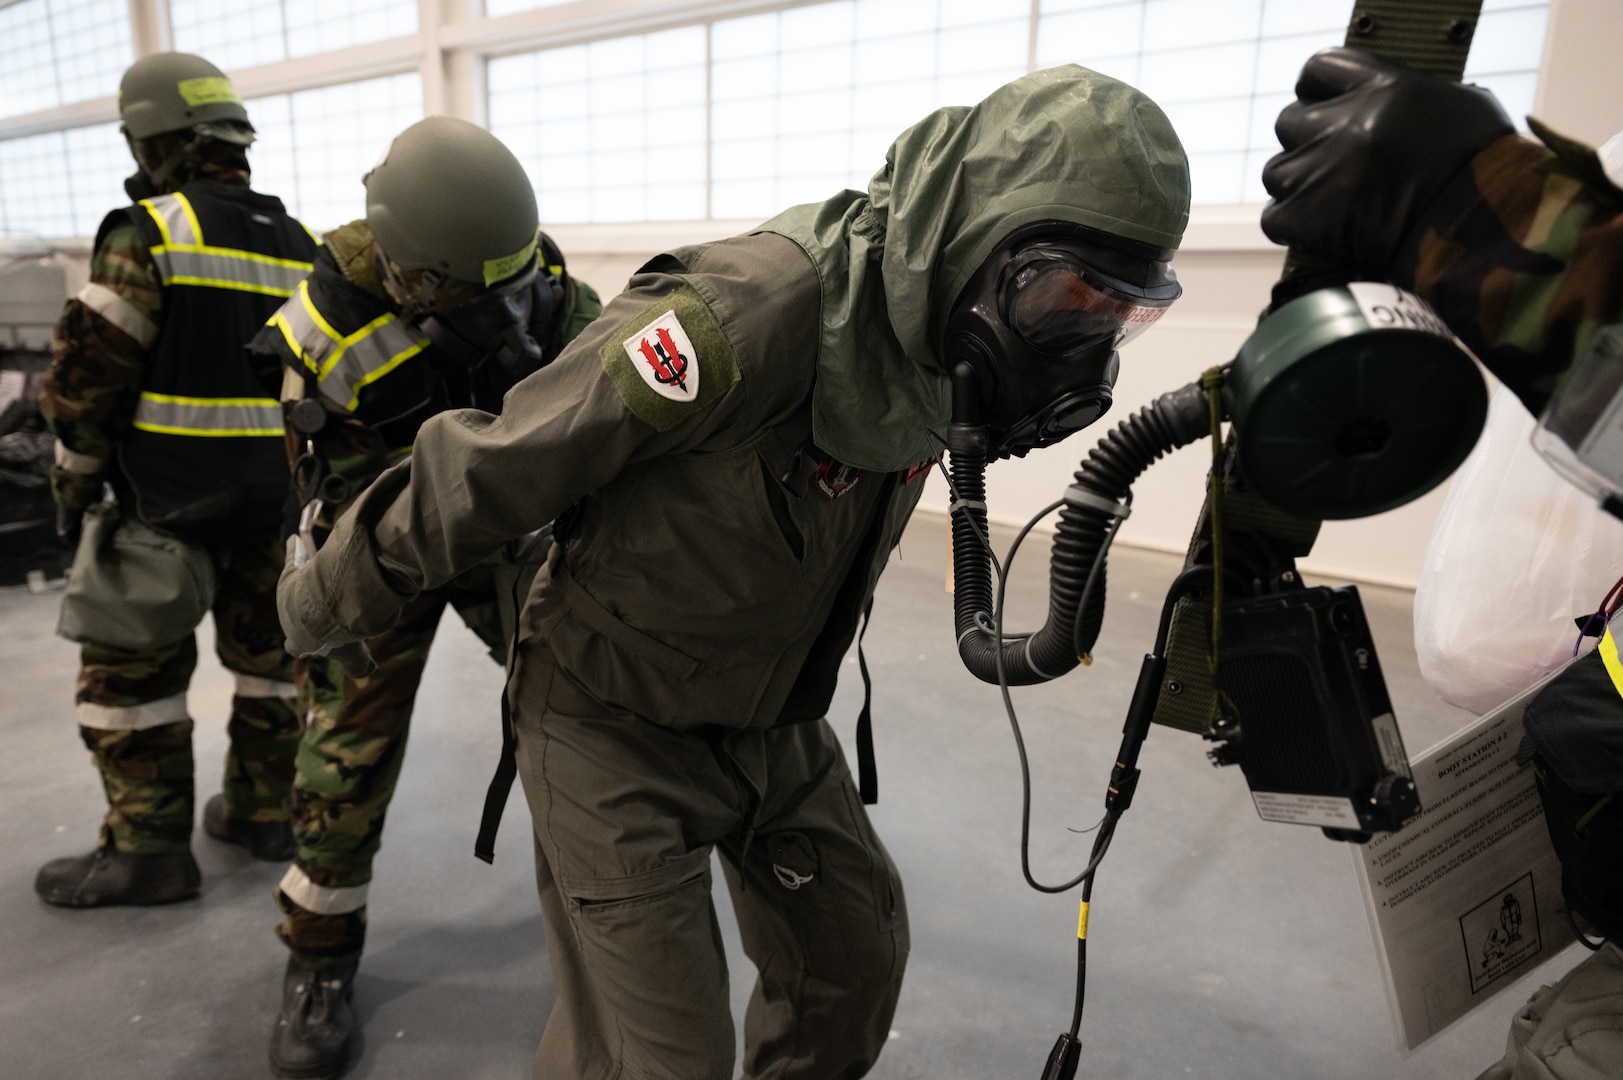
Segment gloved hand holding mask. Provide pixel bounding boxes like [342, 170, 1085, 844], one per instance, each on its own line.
[1260, 46, 1514, 279]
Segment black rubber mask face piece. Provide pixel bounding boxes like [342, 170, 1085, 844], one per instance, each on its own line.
[395, 258, 557, 377]
[943, 224, 1181, 459]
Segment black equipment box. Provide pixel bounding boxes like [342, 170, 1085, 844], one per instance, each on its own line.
[1219, 585, 1421, 838]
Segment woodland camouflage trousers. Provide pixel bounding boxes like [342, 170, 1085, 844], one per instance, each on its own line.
[76, 536, 300, 855]
[277, 562, 506, 969]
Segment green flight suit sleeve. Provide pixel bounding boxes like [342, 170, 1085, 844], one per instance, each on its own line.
[1392, 132, 1623, 416]
[40, 219, 162, 511]
[284, 260, 761, 644]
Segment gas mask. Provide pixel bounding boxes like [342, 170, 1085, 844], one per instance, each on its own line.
[943, 223, 1181, 458]
[379, 254, 559, 378]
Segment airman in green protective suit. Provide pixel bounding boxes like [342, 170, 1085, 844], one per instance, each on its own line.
[277, 67, 1189, 1079]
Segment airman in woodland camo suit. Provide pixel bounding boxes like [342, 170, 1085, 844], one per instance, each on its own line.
[35, 52, 316, 908]
[1261, 47, 1623, 1080]
[245, 117, 600, 1078]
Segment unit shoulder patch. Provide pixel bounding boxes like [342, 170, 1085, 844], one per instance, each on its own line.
[600, 284, 739, 431]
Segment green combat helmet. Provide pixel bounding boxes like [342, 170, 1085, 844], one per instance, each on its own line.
[118, 52, 254, 191]
[364, 116, 539, 291]
[119, 51, 255, 146]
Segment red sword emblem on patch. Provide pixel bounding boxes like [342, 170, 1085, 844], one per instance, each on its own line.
[637, 327, 690, 393]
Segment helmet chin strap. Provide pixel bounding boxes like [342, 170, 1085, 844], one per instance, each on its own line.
[126, 129, 206, 192]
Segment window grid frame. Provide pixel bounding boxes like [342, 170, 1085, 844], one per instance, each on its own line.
[0, 0, 1556, 238]
[488, 0, 1553, 224]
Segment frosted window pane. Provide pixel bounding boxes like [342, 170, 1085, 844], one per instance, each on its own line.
[941, 0, 1029, 28]
[713, 56, 779, 100]
[1187, 150, 1247, 205]
[646, 182, 707, 221]
[1241, 147, 1272, 204]
[62, 123, 132, 236]
[1160, 98, 1251, 155]
[711, 179, 778, 220]
[1144, 0, 1262, 51]
[1042, 0, 1142, 14]
[491, 29, 709, 224]
[1260, 0, 1347, 37]
[172, 0, 288, 69]
[537, 46, 589, 87]
[174, 0, 416, 65]
[713, 13, 779, 60]
[851, 80, 937, 133]
[0, 133, 75, 239]
[856, 33, 938, 83]
[1465, 8, 1550, 75]
[1138, 41, 1257, 102]
[780, 89, 855, 136]
[938, 21, 1030, 74]
[1031, 0, 1548, 203]
[645, 27, 707, 72]
[713, 139, 777, 180]
[285, 0, 419, 60]
[1036, 7, 1145, 68]
[936, 68, 1028, 106]
[0, 0, 132, 119]
[780, 1, 856, 49]
[242, 73, 422, 233]
[855, 0, 924, 41]
[1247, 91, 1293, 150]
[780, 46, 857, 95]
[714, 98, 780, 142]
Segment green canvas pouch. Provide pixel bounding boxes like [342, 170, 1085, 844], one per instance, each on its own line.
[57, 502, 215, 650]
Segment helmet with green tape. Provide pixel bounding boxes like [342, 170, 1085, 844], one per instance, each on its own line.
[364, 117, 539, 288]
[118, 52, 254, 146]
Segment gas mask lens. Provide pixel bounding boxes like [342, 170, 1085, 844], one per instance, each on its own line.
[1004, 257, 1177, 354]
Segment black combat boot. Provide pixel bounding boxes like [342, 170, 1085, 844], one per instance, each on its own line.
[269, 959, 358, 1079]
[34, 842, 200, 907]
[203, 793, 296, 861]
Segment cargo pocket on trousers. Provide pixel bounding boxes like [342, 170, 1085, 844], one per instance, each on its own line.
[563, 847, 718, 979]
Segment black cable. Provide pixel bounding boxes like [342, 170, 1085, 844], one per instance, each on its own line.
[931, 431, 1138, 896]
[992, 496, 1128, 895]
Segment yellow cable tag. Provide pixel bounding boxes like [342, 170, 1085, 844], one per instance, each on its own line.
[1077, 900, 1091, 940]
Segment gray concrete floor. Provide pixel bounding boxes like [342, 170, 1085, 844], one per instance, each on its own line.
[0, 508, 1583, 1079]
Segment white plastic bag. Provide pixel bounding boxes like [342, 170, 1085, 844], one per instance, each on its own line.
[1414, 387, 1623, 714]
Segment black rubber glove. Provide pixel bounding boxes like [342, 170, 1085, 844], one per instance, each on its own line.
[1261, 47, 1515, 280]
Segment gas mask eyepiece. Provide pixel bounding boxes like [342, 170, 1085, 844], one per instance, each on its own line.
[944, 223, 1180, 459]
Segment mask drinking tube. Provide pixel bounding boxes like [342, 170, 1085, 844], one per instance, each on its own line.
[951, 375, 1212, 685]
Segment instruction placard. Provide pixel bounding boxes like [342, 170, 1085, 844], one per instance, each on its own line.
[1352, 668, 1577, 1051]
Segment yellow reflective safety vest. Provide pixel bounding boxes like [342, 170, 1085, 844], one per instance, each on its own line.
[258, 227, 580, 450]
[114, 180, 316, 544]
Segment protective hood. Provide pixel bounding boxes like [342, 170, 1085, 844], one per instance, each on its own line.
[759, 65, 1190, 472]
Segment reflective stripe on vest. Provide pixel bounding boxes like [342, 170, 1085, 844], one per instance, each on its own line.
[269, 278, 430, 412]
[133, 391, 285, 437]
[142, 192, 312, 298]
[1600, 626, 1623, 700]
